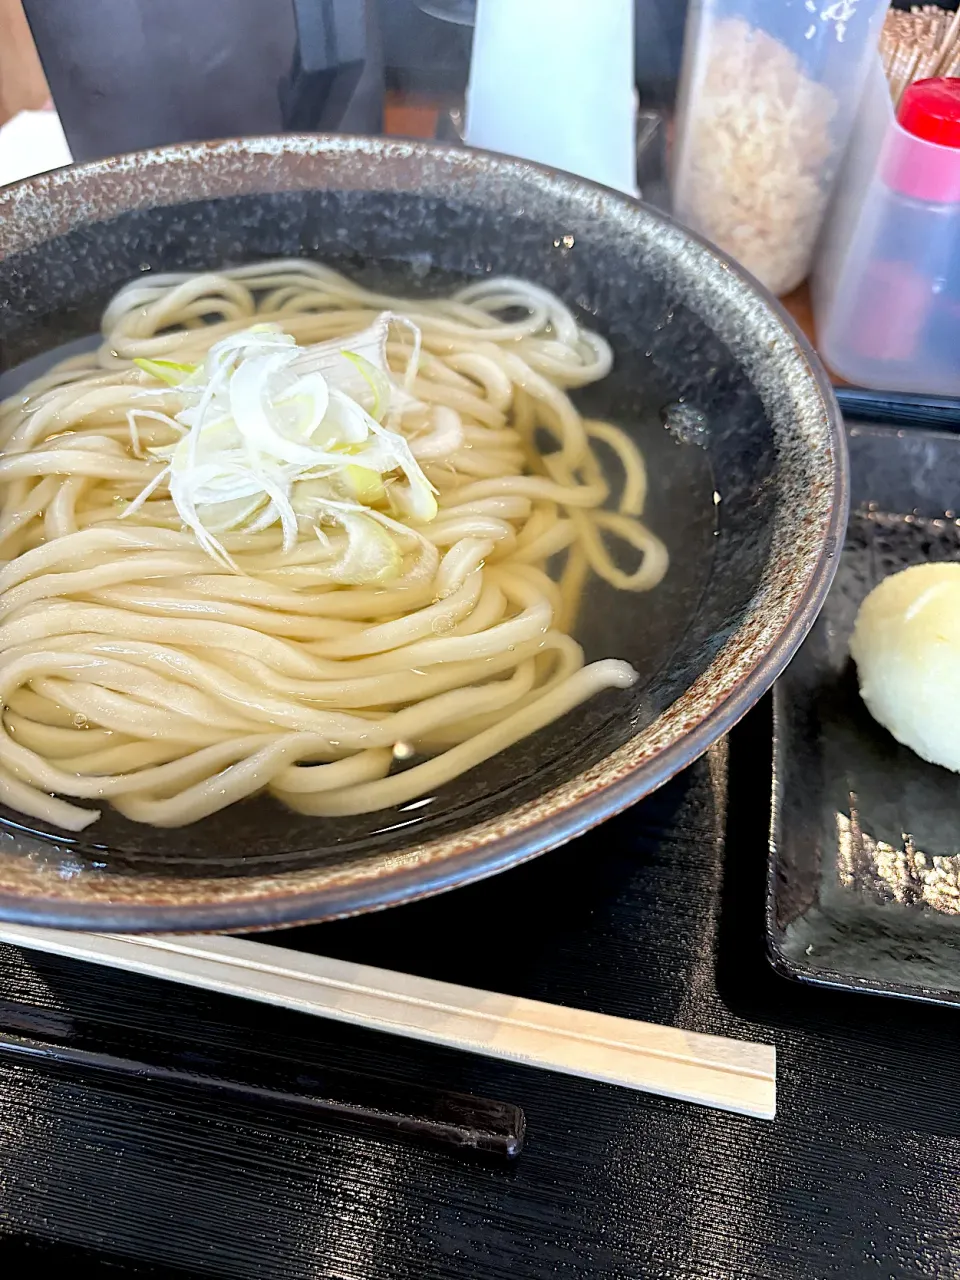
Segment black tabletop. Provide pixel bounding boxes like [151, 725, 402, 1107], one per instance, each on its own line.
[0, 702, 957, 1279]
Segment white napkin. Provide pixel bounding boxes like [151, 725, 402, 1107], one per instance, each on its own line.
[0, 109, 72, 187]
[464, 0, 637, 195]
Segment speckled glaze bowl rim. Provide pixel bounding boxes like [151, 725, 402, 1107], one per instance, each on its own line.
[0, 133, 848, 931]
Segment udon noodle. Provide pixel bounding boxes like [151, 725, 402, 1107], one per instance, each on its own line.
[0, 261, 667, 831]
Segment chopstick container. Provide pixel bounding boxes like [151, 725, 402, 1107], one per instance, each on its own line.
[817, 76, 960, 397]
[671, 0, 889, 296]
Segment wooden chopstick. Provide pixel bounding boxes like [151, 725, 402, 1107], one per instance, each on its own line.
[0, 924, 776, 1119]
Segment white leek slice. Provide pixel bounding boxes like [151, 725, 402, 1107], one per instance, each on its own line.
[341, 350, 391, 421]
[327, 512, 402, 584]
[228, 352, 329, 466]
[366, 418, 437, 521]
[321, 388, 379, 447]
[123, 320, 437, 581]
[196, 493, 267, 533]
[342, 465, 387, 506]
[291, 312, 421, 410]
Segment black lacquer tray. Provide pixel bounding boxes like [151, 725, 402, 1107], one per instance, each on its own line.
[4, 706, 960, 1277]
[770, 424, 960, 1006]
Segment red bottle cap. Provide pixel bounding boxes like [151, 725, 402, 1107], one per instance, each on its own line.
[884, 78, 960, 202]
[898, 78, 960, 149]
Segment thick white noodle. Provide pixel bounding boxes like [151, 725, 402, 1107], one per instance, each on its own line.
[0, 263, 667, 830]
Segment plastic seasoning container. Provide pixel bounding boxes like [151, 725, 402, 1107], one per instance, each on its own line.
[671, 0, 891, 297]
[818, 78, 960, 397]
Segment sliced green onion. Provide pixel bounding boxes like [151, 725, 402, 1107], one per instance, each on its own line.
[343, 464, 387, 506]
[133, 357, 198, 386]
[124, 322, 435, 584]
[341, 349, 390, 421]
[324, 512, 402, 584]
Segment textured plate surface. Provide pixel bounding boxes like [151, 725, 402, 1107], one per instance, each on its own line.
[770, 424, 960, 1005]
[0, 135, 845, 930]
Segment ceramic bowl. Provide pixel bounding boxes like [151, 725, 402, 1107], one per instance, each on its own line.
[0, 135, 846, 930]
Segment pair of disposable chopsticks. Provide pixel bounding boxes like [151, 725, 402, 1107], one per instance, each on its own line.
[880, 4, 960, 108]
[0, 924, 776, 1120]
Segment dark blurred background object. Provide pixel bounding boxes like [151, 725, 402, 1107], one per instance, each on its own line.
[279, 0, 383, 135]
[18, 0, 691, 163]
[412, 0, 476, 26]
[11, 0, 960, 164]
[20, 0, 297, 160]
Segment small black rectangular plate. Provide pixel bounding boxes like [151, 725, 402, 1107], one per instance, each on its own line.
[769, 423, 960, 1006]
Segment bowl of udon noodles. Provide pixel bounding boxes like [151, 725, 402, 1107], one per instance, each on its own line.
[0, 135, 846, 930]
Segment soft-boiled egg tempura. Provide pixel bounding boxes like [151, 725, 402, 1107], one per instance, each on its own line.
[851, 562, 960, 772]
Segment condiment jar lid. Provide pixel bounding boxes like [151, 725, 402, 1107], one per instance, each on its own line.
[898, 78, 960, 149]
[884, 77, 960, 202]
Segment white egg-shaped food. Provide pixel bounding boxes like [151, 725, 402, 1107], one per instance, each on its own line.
[851, 561, 960, 772]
